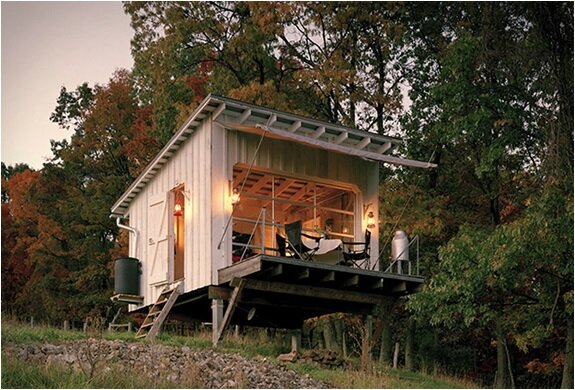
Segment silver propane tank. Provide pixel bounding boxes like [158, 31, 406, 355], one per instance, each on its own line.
[391, 230, 409, 274]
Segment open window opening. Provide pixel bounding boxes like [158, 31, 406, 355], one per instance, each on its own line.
[231, 165, 356, 261]
[172, 185, 185, 280]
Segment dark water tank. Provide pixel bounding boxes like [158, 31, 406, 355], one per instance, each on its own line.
[114, 257, 141, 295]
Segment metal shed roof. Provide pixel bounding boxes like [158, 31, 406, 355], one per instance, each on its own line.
[111, 94, 434, 215]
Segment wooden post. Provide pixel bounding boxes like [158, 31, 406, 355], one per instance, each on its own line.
[342, 331, 347, 359]
[63, 320, 69, 330]
[128, 322, 133, 332]
[30, 317, 34, 327]
[291, 331, 301, 354]
[211, 299, 224, 347]
[367, 315, 373, 360]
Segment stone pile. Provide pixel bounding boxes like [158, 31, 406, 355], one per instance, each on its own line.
[3, 339, 330, 388]
[300, 349, 347, 369]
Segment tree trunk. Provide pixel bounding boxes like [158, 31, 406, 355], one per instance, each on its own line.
[494, 320, 514, 388]
[333, 318, 343, 352]
[561, 315, 574, 389]
[323, 319, 339, 352]
[393, 342, 400, 369]
[405, 319, 415, 371]
[361, 316, 373, 372]
[379, 318, 392, 365]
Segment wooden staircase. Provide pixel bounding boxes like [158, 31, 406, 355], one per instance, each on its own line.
[135, 282, 182, 340]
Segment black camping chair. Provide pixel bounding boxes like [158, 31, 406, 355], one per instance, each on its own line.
[341, 229, 371, 269]
[284, 220, 321, 260]
[275, 233, 287, 257]
[232, 231, 253, 263]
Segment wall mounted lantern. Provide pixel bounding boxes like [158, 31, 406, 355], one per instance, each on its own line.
[174, 203, 183, 216]
[367, 211, 376, 229]
[363, 203, 376, 229]
[231, 188, 240, 205]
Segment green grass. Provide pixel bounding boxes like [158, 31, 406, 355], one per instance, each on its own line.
[1, 353, 198, 389]
[1, 320, 140, 344]
[289, 360, 475, 389]
[1, 320, 477, 388]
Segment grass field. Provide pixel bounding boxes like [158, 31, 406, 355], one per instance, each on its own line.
[1, 320, 477, 388]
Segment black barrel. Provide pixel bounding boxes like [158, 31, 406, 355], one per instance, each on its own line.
[114, 257, 141, 295]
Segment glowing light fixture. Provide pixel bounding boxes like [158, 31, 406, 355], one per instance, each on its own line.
[367, 211, 376, 229]
[174, 203, 183, 216]
[231, 188, 240, 205]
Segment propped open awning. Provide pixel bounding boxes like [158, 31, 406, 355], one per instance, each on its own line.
[220, 121, 434, 169]
[111, 94, 435, 215]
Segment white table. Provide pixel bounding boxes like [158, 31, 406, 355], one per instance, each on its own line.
[302, 237, 342, 255]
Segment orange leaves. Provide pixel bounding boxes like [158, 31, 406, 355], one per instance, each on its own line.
[526, 353, 564, 376]
[228, 81, 294, 112]
[126, 105, 161, 175]
[6, 169, 40, 221]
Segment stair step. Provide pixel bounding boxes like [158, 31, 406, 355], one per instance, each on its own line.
[135, 281, 182, 341]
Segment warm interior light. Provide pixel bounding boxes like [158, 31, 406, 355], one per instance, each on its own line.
[367, 211, 376, 229]
[342, 226, 349, 234]
[174, 203, 183, 216]
[231, 188, 240, 205]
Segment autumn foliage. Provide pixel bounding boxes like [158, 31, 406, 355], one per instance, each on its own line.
[1, 2, 572, 388]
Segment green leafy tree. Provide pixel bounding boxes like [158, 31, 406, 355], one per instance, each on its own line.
[399, 2, 573, 387]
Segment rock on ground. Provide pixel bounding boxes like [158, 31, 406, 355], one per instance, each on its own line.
[3, 339, 330, 389]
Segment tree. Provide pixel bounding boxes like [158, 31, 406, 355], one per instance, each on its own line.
[1, 168, 38, 317]
[399, 2, 573, 387]
[2, 70, 161, 323]
[124, 2, 410, 137]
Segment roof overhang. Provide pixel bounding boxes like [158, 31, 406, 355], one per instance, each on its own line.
[111, 94, 435, 215]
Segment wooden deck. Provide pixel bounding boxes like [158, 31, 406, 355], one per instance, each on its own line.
[157, 255, 424, 330]
[218, 255, 423, 295]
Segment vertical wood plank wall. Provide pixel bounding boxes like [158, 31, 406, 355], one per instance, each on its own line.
[127, 117, 380, 306]
[128, 119, 214, 305]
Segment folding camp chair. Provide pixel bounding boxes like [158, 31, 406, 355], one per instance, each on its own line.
[284, 220, 321, 260]
[275, 233, 287, 257]
[232, 231, 254, 263]
[340, 229, 371, 269]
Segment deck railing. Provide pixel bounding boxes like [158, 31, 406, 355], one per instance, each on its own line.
[232, 208, 421, 277]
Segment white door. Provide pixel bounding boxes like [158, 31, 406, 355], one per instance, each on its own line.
[147, 193, 173, 285]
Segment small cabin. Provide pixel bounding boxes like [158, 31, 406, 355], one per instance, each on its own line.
[110, 95, 432, 342]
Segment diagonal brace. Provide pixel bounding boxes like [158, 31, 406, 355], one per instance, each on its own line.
[214, 278, 245, 345]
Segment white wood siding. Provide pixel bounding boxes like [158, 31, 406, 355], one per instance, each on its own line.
[126, 119, 214, 305]
[127, 118, 380, 306]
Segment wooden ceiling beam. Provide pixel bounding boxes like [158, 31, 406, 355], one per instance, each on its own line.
[232, 169, 249, 188]
[230, 277, 386, 305]
[356, 137, 371, 150]
[238, 109, 252, 124]
[246, 174, 271, 194]
[273, 178, 296, 198]
[288, 120, 301, 132]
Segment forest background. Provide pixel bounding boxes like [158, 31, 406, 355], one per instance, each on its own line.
[1, 2, 572, 388]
